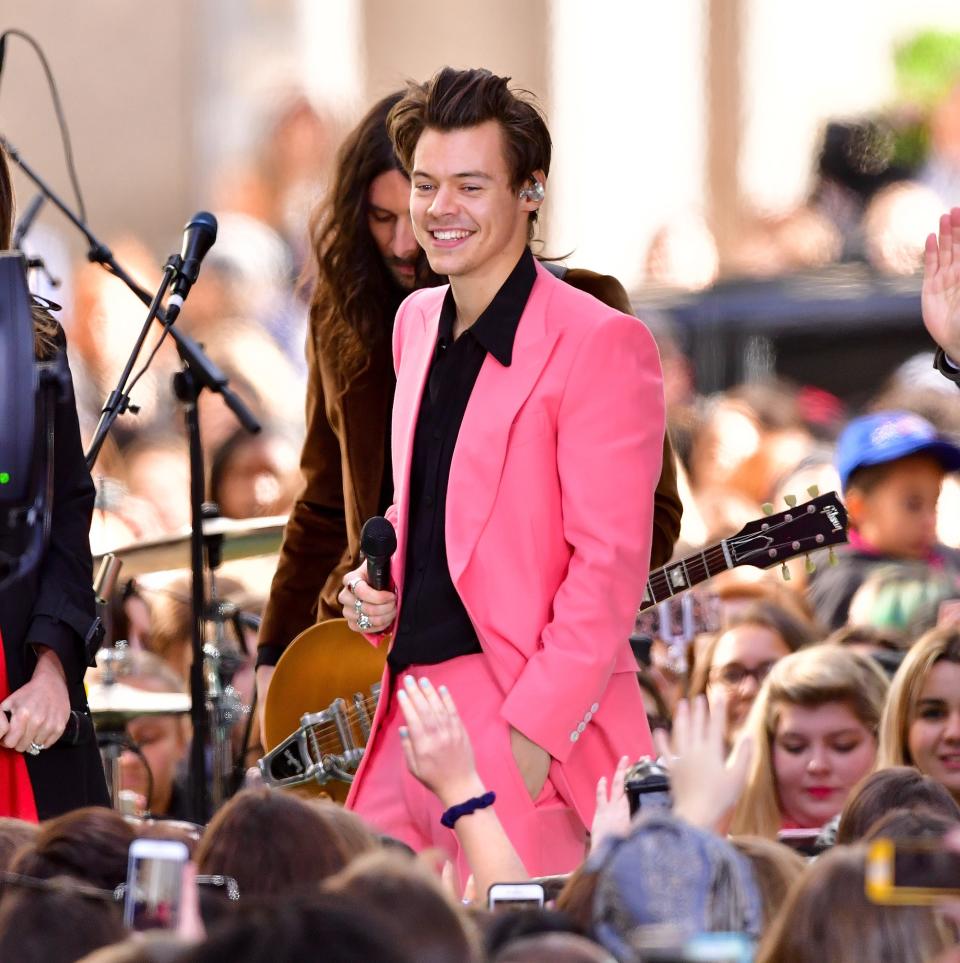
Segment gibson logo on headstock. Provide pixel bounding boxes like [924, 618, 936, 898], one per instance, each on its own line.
[823, 505, 844, 533]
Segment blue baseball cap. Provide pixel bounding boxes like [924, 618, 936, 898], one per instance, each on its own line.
[836, 410, 960, 490]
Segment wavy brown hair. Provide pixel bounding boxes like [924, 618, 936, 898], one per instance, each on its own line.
[309, 92, 435, 382]
[388, 67, 551, 241]
[0, 144, 58, 360]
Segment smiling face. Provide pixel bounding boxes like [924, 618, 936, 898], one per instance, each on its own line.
[773, 701, 877, 828]
[908, 660, 960, 800]
[367, 169, 419, 289]
[410, 120, 542, 289]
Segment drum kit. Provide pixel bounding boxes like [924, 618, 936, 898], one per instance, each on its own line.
[89, 514, 286, 818]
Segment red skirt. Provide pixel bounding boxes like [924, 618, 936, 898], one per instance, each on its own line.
[0, 631, 39, 822]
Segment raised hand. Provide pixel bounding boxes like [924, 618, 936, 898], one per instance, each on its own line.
[653, 693, 752, 832]
[590, 754, 631, 853]
[397, 676, 484, 807]
[922, 207, 960, 360]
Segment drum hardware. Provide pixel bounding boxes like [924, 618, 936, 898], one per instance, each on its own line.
[92, 515, 286, 578]
[259, 682, 381, 791]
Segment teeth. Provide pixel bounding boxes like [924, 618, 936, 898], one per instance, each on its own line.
[433, 230, 471, 240]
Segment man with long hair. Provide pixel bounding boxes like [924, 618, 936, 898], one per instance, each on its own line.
[337, 68, 665, 877]
[255, 93, 434, 711]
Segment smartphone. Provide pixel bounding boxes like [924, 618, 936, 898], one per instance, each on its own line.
[776, 827, 824, 858]
[866, 838, 960, 905]
[123, 838, 189, 930]
[487, 882, 546, 912]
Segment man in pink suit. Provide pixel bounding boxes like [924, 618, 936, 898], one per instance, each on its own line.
[338, 67, 664, 878]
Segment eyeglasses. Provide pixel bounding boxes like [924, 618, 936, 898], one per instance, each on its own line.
[709, 661, 777, 689]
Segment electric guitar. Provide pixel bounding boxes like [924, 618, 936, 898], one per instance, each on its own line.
[259, 490, 848, 797]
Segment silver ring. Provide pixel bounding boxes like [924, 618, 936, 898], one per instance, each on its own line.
[354, 598, 364, 616]
[27, 742, 43, 755]
[357, 614, 373, 631]
[348, 577, 364, 596]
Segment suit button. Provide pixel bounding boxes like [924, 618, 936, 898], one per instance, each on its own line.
[591, 702, 600, 713]
[577, 722, 586, 733]
[584, 711, 592, 723]
[570, 731, 579, 742]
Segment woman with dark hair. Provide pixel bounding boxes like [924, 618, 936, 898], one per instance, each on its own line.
[194, 787, 377, 899]
[0, 144, 109, 819]
[689, 599, 820, 749]
[836, 766, 960, 844]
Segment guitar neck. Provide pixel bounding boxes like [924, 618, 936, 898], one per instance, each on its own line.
[640, 540, 733, 611]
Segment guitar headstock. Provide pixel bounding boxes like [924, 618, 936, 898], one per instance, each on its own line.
[727, 491, 848, 571]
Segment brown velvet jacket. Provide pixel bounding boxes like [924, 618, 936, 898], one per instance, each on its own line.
[257, 268, 682, 664]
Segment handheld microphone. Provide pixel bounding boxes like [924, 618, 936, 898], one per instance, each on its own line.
[165, 211, 218, 322]
[360, 516, 397, 591]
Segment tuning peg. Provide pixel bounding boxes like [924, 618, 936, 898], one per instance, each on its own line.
[762, 503, 774, 516]
[805, 555, 816, 574]
[807, 485, 820, 498]
[784, 494, 797, 508]
[828, 548, 838, 566]
[780, 562, 791, 581]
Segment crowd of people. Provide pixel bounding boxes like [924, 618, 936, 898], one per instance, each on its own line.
[2, 45, 960, 962]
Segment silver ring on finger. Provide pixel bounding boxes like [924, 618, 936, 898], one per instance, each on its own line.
[355, 598, 364, 616]
[348, 577, 364, 596]
[357, 613, 373, 631]
[27, 742, 43, 755]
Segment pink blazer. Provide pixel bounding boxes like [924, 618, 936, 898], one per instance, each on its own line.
[354, 260, 664, 826]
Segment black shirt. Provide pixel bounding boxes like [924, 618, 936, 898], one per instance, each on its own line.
[387, 248, 537, 670]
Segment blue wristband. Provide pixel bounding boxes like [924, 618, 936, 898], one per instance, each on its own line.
[440, 791, 496, 828]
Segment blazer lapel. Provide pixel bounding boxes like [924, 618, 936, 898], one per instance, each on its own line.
[446, 269, 560, 584]
[392, 300, 439, 590]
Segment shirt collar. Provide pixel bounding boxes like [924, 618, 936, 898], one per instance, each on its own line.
[436, 247, 537, 367]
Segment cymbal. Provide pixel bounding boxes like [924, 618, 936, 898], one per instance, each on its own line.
[94, 515, 287, 578]
[88, 682, 191, 725]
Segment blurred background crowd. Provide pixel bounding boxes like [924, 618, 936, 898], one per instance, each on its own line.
[5, 1, 960, 960]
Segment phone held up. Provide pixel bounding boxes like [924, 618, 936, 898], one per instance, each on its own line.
[487, 882, 546, 912]
[866, 837, 960, 905]
[123, 838, 189, 930]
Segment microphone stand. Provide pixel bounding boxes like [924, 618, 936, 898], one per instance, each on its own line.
[0, 134, 261, 469]
[1, 133, 263, 823]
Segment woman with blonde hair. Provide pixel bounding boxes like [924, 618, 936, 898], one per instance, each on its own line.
[876, 626, 960, 802]
[729, 646, 888, 838]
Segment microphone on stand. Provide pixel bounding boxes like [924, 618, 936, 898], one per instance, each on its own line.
[360, 516, 397, 591]
[164, 212, 217, 322]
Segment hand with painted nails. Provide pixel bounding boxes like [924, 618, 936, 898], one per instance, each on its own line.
[397, 676, 484, 808]
[923, 207, 960, 361]
[590, 754, 632, 854]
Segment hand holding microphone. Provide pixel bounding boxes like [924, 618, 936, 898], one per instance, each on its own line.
[339, 516, 398, 634]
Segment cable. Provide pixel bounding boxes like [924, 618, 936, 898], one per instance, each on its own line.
[0, 30, 88, 223]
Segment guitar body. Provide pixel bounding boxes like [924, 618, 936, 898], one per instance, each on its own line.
[263, 619, 387, 803]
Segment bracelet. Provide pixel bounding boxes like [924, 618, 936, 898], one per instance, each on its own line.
[440, 791, 496, 828]
[934, 347, 960, 384]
